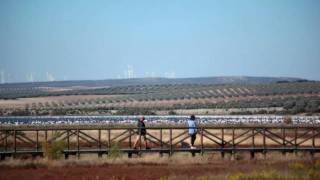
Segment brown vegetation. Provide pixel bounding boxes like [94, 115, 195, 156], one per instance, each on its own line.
[0, 153, 320, 180]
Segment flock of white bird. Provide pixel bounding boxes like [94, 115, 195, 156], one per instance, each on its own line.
[0, 115, 319, 125]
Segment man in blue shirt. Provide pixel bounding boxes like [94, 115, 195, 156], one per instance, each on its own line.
[187, 115, 198, 149]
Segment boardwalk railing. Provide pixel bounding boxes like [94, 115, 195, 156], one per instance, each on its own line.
[1, 125, 320, 160]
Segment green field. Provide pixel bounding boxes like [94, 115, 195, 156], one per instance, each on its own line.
[0, 78, 320, 116]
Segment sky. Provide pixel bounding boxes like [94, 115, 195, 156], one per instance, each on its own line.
[0, 0, 320, 83]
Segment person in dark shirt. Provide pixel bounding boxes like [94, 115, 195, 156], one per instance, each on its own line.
[133, 116, 150, 149]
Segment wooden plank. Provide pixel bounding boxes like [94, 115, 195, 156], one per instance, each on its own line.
[172, 135, 190, 147]
[0, 132, 10, 143]
[226, 129, 251, 145]
[264, 129, 294, 146]
[256, 129, 283, 146]
[203, 129, 227, 145]
[79, 131, 100, 143]
[203, 134, 222, 146]
[146, 137, 160, 146]
[110, 130, 128, 142]
[235, 130, 260, 146]
[49, 131, 67, 142]
[17, 133, 36, 145]
[287, 129, 312, 144]
[146, 132, 168, 146]
[164, 130, 188, 144]
[296, 131, 320, 146]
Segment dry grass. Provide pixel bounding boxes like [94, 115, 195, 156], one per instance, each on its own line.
[1, 153, 320, 180]
[0, 153, 211, 168]
[0, 152, 317, 168]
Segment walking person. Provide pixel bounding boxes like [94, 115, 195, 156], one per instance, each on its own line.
[133, 116, 150, 149]
[187, 115, 198, 149]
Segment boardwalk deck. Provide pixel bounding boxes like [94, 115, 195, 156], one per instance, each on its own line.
[1, 125, 320, 160]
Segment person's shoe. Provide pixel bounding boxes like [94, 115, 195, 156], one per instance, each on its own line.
[191, 146, 196, 149]
[146, 147, 151, 150]
[133, 147, 137, 150]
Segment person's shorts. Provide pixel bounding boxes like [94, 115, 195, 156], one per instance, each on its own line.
[137, 133, 147, 140]
[137, 130, 146, 135]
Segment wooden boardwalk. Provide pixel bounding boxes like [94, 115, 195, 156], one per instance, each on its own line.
[1, 125, 320, 160]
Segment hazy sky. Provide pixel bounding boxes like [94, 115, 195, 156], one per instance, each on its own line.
[1, 0, 320, 83]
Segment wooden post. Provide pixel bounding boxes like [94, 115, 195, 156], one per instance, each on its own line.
[160, 128, 163, 149]
[129, 129, 131, 149]
[98, 129, 101, 149]
[282, 128, 286, 155]
[36, 130, 39, 152]
[97, 129, 102, 158]
[64, 154, 69, 160]
[67, 130, 70, 150]
[263, 128, 266, 149]
[0, 154, 5, 161]
[45, 130, 47, 143]
[251, 128, 255, 159]
[4, 130, 7, 152]
[128, 129, 132, 159]
[77, 129, 80, 159]
[232, 128, 235, 160]
[232, 128, 235, 148]
[221, 128, 225, 158]
[160, 128, 163, 157]
[65, 130, 69, 159]
[13, 130, 16, 155]
[263, 128, 266, 159]
[294, 127, 298, 156]
[108, 129, 111, 149]
[201, 127, 204, 156]
[311, 128, 315, 157]
[170, 128, 172, 156]
[312, 128, 315, 148]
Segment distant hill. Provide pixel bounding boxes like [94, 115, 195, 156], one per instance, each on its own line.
[0, 76, 309, 89]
